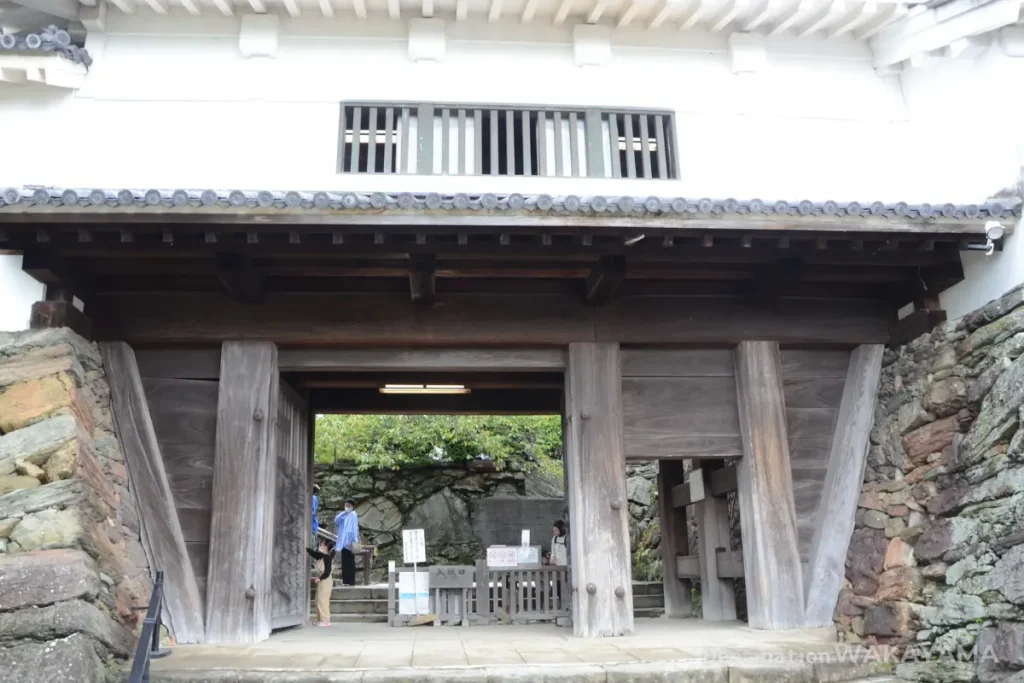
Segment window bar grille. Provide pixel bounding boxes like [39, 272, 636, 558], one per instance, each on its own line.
[553, 111, 564, 177]
[654, 114, 668, 179]
[608, 113, 621, 179]
[383, 107, 394, 174]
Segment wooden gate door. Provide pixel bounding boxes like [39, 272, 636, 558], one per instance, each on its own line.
[271, 383, 311, 629]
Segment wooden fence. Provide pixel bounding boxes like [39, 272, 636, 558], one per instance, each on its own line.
[387, 564, 571, 626]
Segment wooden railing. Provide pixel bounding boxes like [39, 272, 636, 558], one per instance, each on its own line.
[386, 564, 570, 626]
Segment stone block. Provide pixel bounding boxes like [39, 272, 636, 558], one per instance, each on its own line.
[9, 507, 84, 552]
[0, 372, 90, 434]
[0, 414, 80, 473]
[886, 517, 907, 538]
[0, 549, 101, 611]
[0, 343, 83, 389]
[0, 478, 92, 519]
[920, 593, 986, 627]
[961, 356, 1024, 468]
[985, 545, 1024, 605]
[0, 475, 41, 494]
[864, 602, 912, 637]
[924, 378, 969, 419]
[0, 599, 135, 656]
[875, 567, 921, 602]
[0, 632, 107, 683]
[884, 537, 916, 570]
[904, 417, 959, 466]
[605, 660, 729, 683]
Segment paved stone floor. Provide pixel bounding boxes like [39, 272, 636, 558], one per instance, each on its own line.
[145, 618, 892, 682]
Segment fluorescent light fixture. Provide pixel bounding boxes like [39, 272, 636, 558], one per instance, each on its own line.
[379, 384, 471, 394]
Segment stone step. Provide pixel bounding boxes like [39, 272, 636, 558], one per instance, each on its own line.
[633, 593, 664, 609]
[632, 581, 664, 596]
[634, 607, 665, 619]
[307, 613, 388, 624]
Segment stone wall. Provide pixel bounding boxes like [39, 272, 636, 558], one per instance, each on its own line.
[836, 285, 1024, 683]
[316, 460, 667, 580]
[0, 329, 151, 682]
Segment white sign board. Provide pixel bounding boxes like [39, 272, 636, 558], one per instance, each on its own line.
[398, 572, 430, 614]
[517, 545, 541, 566]
[388, 560, 396, 573]
[521, 529, 530, 547]
[486, 546, 518, 568]
[402, 529, 426, 564]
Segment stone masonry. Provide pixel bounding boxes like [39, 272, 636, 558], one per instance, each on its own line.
[0, 329, 151, 682]
[835, 284, 1024, 683]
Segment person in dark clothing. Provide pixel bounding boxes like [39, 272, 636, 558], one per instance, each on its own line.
[306, 539, 336, 626]
[334, 498, 360, 586]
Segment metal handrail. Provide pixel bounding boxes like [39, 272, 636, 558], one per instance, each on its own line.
[128, 570, 171, 683]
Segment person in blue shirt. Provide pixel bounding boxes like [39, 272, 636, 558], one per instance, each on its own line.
[311, 484, 320, 539]
[334, 498, 360, 586]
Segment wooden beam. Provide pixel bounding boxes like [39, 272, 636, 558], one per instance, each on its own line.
[745, 258, 804, 307]
[584, 255, 625, 306]
[734, 341, 805, 629]
[215, 252, 265, 304]
[310, 388, 562, 414]
[671, 464, 737, 508]
[657, 460, 692, 618]
[279, 348, 566, 372]
[135, 349, 222, 379]
[21, 248, 93, 303]
[409, 255, 436, 305]
[675, 555, 701, 579]
[206, 342, 279, 644]
[564, 342, 633, 637]
[99, 342, 206, 644]
[30, 299, 91, 339]
[694, 462, 737, 621]
[715, 549, 744, 578]
[804, 344, 883, 627]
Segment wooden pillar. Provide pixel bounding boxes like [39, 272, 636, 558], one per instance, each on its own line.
[656, 460, 692, 618]
[804, 345, 884, 626]
[564, 342, 634, 637]
[100, 342, 205, 644]
[694, 461, 737, 621]
[734, 341, 804, 630]
[205, 342, 279, 644]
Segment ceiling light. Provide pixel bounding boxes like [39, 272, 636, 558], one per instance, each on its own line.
[379, 384, 470, 395]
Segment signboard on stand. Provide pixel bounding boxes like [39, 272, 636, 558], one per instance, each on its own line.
[398, 571, 430, 614]
[402, 529, 426, 564]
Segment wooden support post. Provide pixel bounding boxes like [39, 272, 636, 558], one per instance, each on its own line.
[657, 460, 692, 617]
[734, 341, 804, 629]
[564, 342, 633, 637]
[804, 344, 884, 627]
[694, 461, 737, 621]
[206, 342, 280, 644]
[100, 342, 205, 643]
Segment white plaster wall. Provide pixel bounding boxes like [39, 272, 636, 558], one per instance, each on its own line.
[898, 51, 1024, 319]
[0, 14, 1022, 326]
[0, 255, 44, 332]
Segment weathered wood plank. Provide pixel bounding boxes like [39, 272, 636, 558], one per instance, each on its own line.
[715, 549, 744, 579]
[694, 464, 737, 621]
[804, 344, 884, 627]
[675, 555, 701, 579]
[279, 348, 566, 372]
[657, 460, 692, 618]
[621, 349, 735, 378]
[623, 377, 742, 459]
[734, 341, 805, 630]
[100, 342, 205, 643]
[779, 350, 851, 379]
[135, 349, 222, 379]
[206, 342, 279, 644]
[564, 342, 633, 637]
[671, 465, 738, 508]
[272, 388, 309, 629]
[92, 293, 891, 346]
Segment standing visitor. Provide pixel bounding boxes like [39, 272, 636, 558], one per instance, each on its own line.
[311, 484, 320, 539]
[334, 498, 360, 587]
[306, 539, 335, 627]
[548, 520, 568, 566]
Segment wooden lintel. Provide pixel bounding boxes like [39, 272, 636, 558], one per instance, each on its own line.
[715, 548, 744, 579]
[21, 247, 93, 302]
[709, 465, 738, 496]
[278, 348, 567, 372]
[583, 255, 625, 306]
[409, 255, 436, 305]
[30, 300, 92, 339]
[310, 387, 562, 414]
[745, 258, 804, 307]
[804, 344, 884, 627]
[675, 554, 701, 579]
[100, 342, 206, 643]
[214, 252, 265, 304]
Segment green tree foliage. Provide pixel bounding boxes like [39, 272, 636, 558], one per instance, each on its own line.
[314, 414, 563, 475]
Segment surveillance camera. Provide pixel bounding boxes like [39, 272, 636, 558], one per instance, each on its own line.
[985, 221, 1005, 241]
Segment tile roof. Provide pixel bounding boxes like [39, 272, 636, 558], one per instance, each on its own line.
[2, 186, 1020, 221]
[0, 27, 92, 68]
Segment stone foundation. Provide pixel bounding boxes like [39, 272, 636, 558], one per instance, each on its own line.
[836, 285, 1024, 683]
[0, 329, 151, 682]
